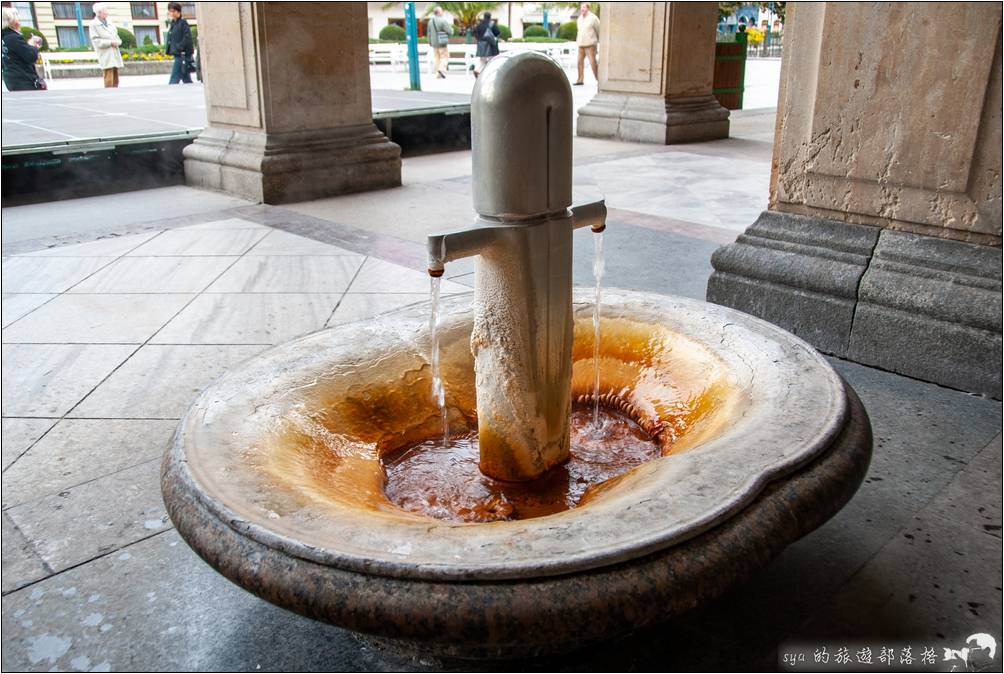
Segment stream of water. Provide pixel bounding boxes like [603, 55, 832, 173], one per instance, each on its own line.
[429, 276, 448, 447]
[592, 230, 605, 429]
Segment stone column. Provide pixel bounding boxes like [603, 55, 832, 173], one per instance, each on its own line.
[577, 2, 729, 143]
[184, 2, 401, 204]
[708, 2, 1003, 397]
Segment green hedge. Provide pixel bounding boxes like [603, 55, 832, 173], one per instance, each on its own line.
[20, 26, 49, 51]
[557, 21, 577, 41]
[523, 25, 548, 38]
[496, 23, 511, 41]
[117, 27, 136, 48]
[379, 24, 406, 41]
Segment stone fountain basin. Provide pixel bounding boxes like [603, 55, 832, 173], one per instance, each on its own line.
[162, 289, 872, 658]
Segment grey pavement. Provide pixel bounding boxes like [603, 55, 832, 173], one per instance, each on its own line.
[1, 107, 1001, 671]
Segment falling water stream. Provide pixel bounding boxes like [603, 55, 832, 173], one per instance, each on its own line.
[429, 276, 448, 447]
[592, 231, 605, 429]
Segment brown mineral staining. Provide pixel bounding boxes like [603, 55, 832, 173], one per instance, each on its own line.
[381, 406, 662, 522]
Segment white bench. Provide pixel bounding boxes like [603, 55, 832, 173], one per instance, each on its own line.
[41, 51, 100, 80]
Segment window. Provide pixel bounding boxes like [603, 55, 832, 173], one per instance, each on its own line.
[180, 2, 197, 19]
[130, 2, 157, 19]
[52, 3, 94, 20]
[55, 25, 88, 48]
[12, 2, 36, 29]
[134, 25, 159, 46]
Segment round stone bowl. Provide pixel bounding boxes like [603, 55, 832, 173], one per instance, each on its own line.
[161, 289, 872, 659]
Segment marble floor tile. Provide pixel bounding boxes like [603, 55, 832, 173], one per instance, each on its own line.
[347, 257, 470, 294]
[1, 294, 194, 344]
[18, 232, 161, 258]
[924, 434, 1002, 539]
[125, 228, 268, 256]
[176, 218, 269, 230]
[245, 230, 359, 257]
[1, 419, 178, 509]
[1, 513, 51, 594]
[0, 529, 354, 672]
[1, 257, 115, 293]
[68, 256, 238, 294]
[1, 418, 57, 471]
[1, 293, 56, 328]
[1, 344, 135, 417]
[69, 344, 267, 419]
[326, 293, 428, 327]
[206, 255, 364, 293]
[153, 293, 340, 345]
[795, 511, 1003, 646]
[5, 459, 168, 573]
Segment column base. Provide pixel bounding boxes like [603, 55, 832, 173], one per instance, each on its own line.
[707, 211, 1002, 399]
[183, 124, 402, 204]
[576, 93, 729, 144]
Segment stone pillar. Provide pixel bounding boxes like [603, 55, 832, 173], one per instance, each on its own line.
[184, 2, 401, 204]
[577, 2, 729, 144]
[708, 2, 1003, 398]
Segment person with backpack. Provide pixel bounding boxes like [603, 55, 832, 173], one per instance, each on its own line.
[473, 12, 500, 77]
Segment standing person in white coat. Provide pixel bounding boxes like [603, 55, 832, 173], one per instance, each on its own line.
[89, 2, 123, 88]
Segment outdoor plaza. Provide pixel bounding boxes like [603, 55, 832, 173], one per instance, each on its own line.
[0, 2, 1001, 672]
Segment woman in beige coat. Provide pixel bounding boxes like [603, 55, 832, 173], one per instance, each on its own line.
[89, 2, 123, 88]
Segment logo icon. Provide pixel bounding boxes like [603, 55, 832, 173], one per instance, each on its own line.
[943, 633, 997, 672]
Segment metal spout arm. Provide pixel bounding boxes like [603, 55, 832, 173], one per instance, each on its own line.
[426, 199, 606, 276]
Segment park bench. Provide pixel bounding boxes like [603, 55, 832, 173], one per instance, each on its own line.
[41, 51, 100, 80]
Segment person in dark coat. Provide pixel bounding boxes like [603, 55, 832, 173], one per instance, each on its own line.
[473, 12, 500, 76]
[2, 6, 44, 91]
[165, 1, 193, 85]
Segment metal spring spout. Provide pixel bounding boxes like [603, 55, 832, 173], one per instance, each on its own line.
[425, 52, 607, 482]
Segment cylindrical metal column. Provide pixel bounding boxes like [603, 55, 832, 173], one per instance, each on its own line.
[470, 52, 574, 481]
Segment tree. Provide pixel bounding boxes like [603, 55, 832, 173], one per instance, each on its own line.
[718, 2, 785, 25]
[421, 2, 499, 33]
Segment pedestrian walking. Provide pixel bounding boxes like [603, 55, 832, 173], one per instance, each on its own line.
[89, 3, 123, 88]
[428, 6, 454, 79]
[574, 3, 600, 86]
[165, 1, 193, 85]
[2, 5, 45, 91]
[473, 12, 500, 77]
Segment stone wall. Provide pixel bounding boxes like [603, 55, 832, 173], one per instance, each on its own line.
[709, 2, 1003, 398]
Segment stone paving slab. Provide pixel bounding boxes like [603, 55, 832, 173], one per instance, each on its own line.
[327, 293, 429, 327]
[5, 459, 168, 573]
[126, 228, 268, 257]
[924, 434, 1002, 540]
[68, 256, 238, 294]
[205, 255, 365, 294]
[0, 418, 56, 471]
[68, 344, 267, 419]
[1, 257, 115, 294]
[1, 513, 52, 595]
[1, 294, 57, 328]
[1, 419, 177, 510]
[794, 509, 1003, 647]
[1, 293, 194, 344]
[18, 232, 161, 258]
[1, 344, 136, 417]
[152, 293, 344, 345]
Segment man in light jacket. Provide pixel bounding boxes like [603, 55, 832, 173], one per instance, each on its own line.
[427, 6, 454, 79]
[89, 2, 123, 88]
[574, 3, 600, 86]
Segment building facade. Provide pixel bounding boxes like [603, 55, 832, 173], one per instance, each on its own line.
[12, 1, 197, 48]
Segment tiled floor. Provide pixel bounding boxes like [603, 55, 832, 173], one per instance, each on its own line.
[1, 110, 1000, 671]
